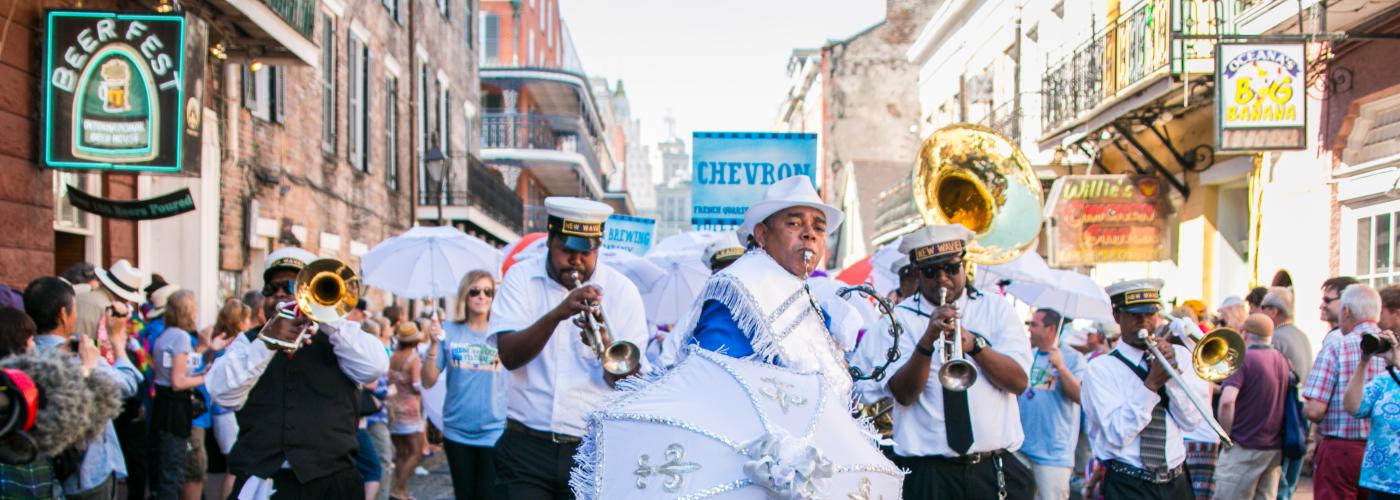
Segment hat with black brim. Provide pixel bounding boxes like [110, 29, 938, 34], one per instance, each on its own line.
[1106, 278, 1165, 315]
[545, 197, 613, 252]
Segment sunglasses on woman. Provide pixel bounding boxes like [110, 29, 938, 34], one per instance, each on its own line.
[467, 287, 494, 298]
[919, 260, 963, 279]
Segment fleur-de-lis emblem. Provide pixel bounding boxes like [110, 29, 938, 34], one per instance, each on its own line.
[635, 443, 702, 492]
[849, 477, 881, 500]
[760, 376, 808, 413]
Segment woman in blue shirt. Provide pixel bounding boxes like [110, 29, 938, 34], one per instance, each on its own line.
[150, 289, 204, 500]
[1344, 329, 1400, 499]
[422, 270, 508, 500]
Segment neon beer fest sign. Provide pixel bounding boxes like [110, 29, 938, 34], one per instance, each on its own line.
[43, 11, 187, 172]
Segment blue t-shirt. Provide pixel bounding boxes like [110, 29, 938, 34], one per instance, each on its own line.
[435, 322, 508, 446]
[1017, 344, 1086, 468]
[1356, 367, 1400, 494]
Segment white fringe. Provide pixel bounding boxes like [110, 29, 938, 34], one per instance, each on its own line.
[569, 354, 688, 499]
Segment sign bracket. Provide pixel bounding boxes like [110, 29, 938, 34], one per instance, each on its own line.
[1112, 122, 1192, 199]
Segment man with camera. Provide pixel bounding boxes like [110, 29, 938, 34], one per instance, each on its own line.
[1302, 284, 1389, 500]
[23, 276, 143, 499]
[206, 248, 389, 498]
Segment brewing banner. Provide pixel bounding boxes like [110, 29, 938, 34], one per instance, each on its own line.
[691, 132, 818, 228]
[603, 215, 656, 255]
[1045, 175, 1176, 266]
[1216, 42, 1307, 151]
[43, 10, 203, 173]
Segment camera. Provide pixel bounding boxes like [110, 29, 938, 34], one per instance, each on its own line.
[1362, 332, 1393, 355]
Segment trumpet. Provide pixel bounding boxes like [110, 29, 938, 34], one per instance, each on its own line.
[265, 259, 360, 352]
[1139, 327, 1237, 445]
[937, 288, 977, 391]
[568, 271, 641, 377]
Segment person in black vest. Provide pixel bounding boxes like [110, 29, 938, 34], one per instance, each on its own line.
[206, 247, 389, 499]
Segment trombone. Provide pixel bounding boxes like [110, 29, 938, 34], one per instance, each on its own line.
[937, 288, 978, 391]
[1138, 325, 1244, 445]
[568, 271, 642, 377]
[266, 258, 360, 352]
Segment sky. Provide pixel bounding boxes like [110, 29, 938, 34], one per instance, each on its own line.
[558, 0, 887, 153]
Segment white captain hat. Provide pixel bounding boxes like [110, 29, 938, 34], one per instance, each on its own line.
[702, 232, 745, 270]
[738, 175, 843, 243]
[545, 197, 614, 252]
[898, 224, 975, 267]
[1105, 278, 1166, 314]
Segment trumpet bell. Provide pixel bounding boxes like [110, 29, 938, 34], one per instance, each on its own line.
[938, 359, 979, 392]
[294, 259, 361, 324]
[1192, 327, 1245, 382]
[912, 124, 1045, 265]
[602, 341, 642, 377]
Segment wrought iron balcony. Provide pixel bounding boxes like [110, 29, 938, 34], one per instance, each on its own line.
[1040, 0, 1231, 134]
[417, 157, 525, 235]
[481, 113, 604, 179]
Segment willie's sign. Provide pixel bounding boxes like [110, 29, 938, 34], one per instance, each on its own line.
[43, 10, 201, 173]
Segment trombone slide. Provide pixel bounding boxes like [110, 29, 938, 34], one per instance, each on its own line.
[1139, 329, 1234, 446]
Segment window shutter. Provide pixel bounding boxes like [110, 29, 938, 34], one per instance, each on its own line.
[274, 68, 286, 123]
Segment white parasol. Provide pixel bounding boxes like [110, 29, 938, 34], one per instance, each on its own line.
[360, 226, 500, 299]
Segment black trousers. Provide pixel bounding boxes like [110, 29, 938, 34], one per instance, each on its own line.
[492, 429, 578, 500]
[1101, 467, 1192, 500]
[227, 466, 362, 500]
[901, 452, 1035, 500]
[446, 438, 503, 500]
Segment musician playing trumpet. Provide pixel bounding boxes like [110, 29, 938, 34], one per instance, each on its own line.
[489, 197, 649, 499]
[1081, 279, 1207, 500]
[853, 224, 1034, 499]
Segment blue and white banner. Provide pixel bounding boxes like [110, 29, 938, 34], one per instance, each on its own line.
[691, 132, 818, 228]
[603, 215, 656, 255]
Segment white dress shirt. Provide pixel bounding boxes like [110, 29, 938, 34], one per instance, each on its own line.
[854, 291, 1032, 457]
[488, 258, 650, 436]
[1081, 341, 1206, 469]
[206, 319, 389, 410]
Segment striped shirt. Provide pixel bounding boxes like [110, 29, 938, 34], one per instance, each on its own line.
[1301, 322, 1389, 439]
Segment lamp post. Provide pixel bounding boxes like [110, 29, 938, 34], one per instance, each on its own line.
[424, 137, 449, 226]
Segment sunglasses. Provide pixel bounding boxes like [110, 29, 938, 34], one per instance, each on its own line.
[467, 287, 494, 298]
[263, 279, 294, 297]
[1322, 296, 1340, 305]
[919, 261, 964, 279]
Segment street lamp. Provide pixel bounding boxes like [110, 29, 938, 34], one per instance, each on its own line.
[424, 137, 449, 226]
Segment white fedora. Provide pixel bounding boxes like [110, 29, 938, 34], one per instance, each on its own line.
[738, 175, 843, 243]
[96, 259, 149, 304]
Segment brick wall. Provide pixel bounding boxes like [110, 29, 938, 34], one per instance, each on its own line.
[0, 1, 52, 288]
[480, 0, 562, 67]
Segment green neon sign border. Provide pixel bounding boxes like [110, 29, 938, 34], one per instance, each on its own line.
[42, 10, 187, 173]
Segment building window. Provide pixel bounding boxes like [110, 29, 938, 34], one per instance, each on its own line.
[53, 172, 92, 232]
[1352, 204, 1400, 287]
[438, 0, 448, 16]
[243, 65, 285, 123]
[528, 33, 535, 66]
[348, 35, 370, 171]
[382, 0, 401, 23]
[481, 13, 499, 64]
[386, 77, 399, 190]
[464, 0, 473, 49]
[440, 87, 451, 156]
[321, 12, 337, 153]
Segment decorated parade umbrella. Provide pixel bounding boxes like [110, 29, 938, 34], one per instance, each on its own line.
[572, 347, 903, 499]
[866, 236, 906, 297]
[648, 230, 726, 256]
[360, 226, 500, 299]
[499, 232, 547, 277]
[643, 250, 712, 326]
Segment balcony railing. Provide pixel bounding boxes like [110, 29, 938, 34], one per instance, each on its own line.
[261, 0, 316, 38]
[417, 157, 525, 235]
[1040, 0, 1230, 134]
[980, 101, 1022, 142]
[481, 113, 603, 180]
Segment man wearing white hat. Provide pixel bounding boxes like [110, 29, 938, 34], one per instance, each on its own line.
[1081, 279, 1205, 499]
[853, 223, 1034, 499]
[75, 259, 148, 342]
[207, 247, 389, 498]
[668, 175, 853, 400]
[489, 197, 649, 499]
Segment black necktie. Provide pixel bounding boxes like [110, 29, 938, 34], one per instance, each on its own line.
[1139, 354, 1168, 469]
[944, 384, 974, 454]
